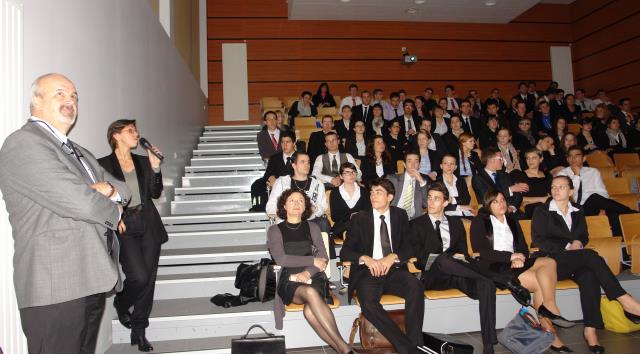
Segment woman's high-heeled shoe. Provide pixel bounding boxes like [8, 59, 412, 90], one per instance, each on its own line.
[550, 345, 573, 353]
[624, 310, 640, 324]
[538, 304, 575, 328]
[131, 334, 154, 352]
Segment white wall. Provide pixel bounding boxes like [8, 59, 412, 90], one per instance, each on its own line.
[22, 0, 208, 214]
[1, 1, 28, 353]
[550, 46, 575, 94]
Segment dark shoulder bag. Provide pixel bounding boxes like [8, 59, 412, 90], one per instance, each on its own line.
[231, 324, 285, 354]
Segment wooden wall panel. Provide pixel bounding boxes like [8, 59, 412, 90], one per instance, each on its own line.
[574, 60, 640, 94]
[207, 19, 571, 42]
[571, 0, 617, 22]
[207, 0, 286, 18]
[573, 37, 640, 80]
[512, 4, 572, 23]
[208, 39, 555, 62]
[572, 0, 640, 41]
[572, 12, 640, 59]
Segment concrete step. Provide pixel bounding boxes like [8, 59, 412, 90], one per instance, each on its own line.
[111, 297, 275, 344]
[173, 193, 251, 201]
[204, 124, 262, 131]
[192, 148, 258, 156]
[162, 212, 268, 233]
[154, 271, 236, 300]
[171, 197, 252, 214]
[159, 244, 269, 266]
[175, 186, 252, 195]
[196, 142, 257, 150]
[199, 135, 256, 143]
[181, 172, 262, 188]
[184, 164, 264, 174]
[164, 226, 266, 249]
[107, 335, 234, 354]
[202, 131, 259, 137]
[190, 156, 264, 167]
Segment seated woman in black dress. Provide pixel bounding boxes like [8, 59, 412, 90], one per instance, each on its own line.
[267, 189, 355, 354]
[471, 190, 573, 352]
[511, 148, 552, 218]
[534, 136, 564, 175]
[577, 118, 607, 154]
[437, 154, 473, 216]
[383, 119, 409, 164]
[532, 176, 640, 353]
[360, 135, 396, 187]
[344, 120, 368, 162]
[329, 162, 371, 237]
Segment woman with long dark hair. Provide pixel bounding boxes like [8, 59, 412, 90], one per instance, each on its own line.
[360, 135, 396, 187]
[471, 190, 573, 352]
[312, 82, 336, 108]
[98, 120, 168, 352]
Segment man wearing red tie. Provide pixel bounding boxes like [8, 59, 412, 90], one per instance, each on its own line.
[257, 111, 282, 160]
[339, 83, 362, 109]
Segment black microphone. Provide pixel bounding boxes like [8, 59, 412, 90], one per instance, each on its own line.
[139, 137, 164, 161]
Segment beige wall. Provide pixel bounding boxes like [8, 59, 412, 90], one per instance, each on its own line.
[173, 0, 200, 83]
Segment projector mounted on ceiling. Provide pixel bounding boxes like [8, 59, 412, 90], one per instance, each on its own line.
[401, 48, 417, 65]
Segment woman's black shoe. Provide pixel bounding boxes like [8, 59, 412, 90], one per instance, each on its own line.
[116, 307, 132, 329]
[538, 304, 575, 328]
[586, 344, 605, 354]
[550, 345, 573, 353]
[506, 280, 531, 307]
[624, 310, 640, 324]
[131, 334, 154, 352]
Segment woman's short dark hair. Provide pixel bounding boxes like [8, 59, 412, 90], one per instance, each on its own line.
[481, 189, 505, 216]
[301, 90, 312, 98]
[276, 189, 313, 221]
[553, 175, 574, 190]
[524, 147, 543, 158]
[107, 119, 136, 151]
[339, 162, 357, 175]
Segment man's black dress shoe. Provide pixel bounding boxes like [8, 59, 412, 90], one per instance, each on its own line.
[116, 307, 132, 329]
[538, 304, 575, 328]
[550, 345, 573, 353]
[624, 310, 640, 324]
[131, 334, 153, 352]
[506, 280, 531, 307]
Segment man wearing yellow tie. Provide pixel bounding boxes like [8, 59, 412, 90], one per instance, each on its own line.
[386, 152, 429, 220]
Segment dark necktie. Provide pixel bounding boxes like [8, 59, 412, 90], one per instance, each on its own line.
[380, 215, 392, 256]
[492, 172, 500, 186]
[331, 155, 338, 174]
[577, 177, 583, 204]
[464, 117, 471, 133]
[435, 220, 443, 252]
[286, 157, 292, 171]
[363, 106, 368, 119]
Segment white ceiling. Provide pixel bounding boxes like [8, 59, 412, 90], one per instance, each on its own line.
[288, 0, 575, 24]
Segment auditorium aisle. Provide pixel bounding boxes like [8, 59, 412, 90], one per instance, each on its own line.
[106, 125, 275, 353]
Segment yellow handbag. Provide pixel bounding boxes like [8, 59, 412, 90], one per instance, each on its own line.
[601, 296, 640, 333]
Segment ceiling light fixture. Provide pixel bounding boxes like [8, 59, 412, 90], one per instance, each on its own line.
[484, 0, 497, 6]
[414, 0, 426, 4]
[340, 0, 351, 3]
[406, 8, 418, 14]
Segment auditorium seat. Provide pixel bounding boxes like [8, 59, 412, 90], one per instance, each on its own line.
[596, 166, 617, 179]
[295, 117, 319, 128]
[397, 160, 405, 174]
[614, 153, 640, 171]
[567, 123, 581, 135]
[586, 150, 614, 168]
[317, 107, 337, 116]
[620, 214, 640, 275]
[585, 215, 621, 274]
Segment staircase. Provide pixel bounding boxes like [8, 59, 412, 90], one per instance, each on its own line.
[106, 125, 276, 353]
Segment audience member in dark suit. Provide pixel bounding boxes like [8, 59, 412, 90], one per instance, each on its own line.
[533, 101, 555, 139]
[512, 117, 537, 152]
[398, 99, 420, 139]
[257, 111, 282, 160]
[366, 103, 388, 138]
[460, 100, 481, 136]
[430, 105, 450, 136]
[384, 119, 409, 164]
[470, 190, 572, 351]
[417, 118, 447, 154]
[329, 162, 371, 237]
[250, 131, 296, 211]
[344, 120, 368, 161]
[438, 154, 472, 213]
[479, 116, 499, 149]
[485, 101, 510, 130]
[334, 105, 355, 143]
[413, 183, 525, 354]
[549, 89, 564, 117]
[577, 118, 607, 154]
[455, 133, 482, 178]
[485, 88, 508, 114]
[99, 120, 169, 352]
[352, 90, 374, 123]
[386, 152, 429, 220]
[472, 147, 528, 213]
[360, 136, 396, 188]
[415, 129, 442, 181]
[307, 115, 336, 167]
[312, 82, 336, 108]
[532, 176, 640, 353]
[340, 179, 425, 354]
[288, 91, 318, 128]
[444, 84, 462, 115]
[513, 82, 536, 112]
[559, 94, 582, 122]
[507, 101, 528, 130]
[441, 115, 466, 155]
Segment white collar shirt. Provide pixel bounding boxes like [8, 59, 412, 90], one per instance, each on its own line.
[490, 215, 514, 253]
[372, 208, 393, 260]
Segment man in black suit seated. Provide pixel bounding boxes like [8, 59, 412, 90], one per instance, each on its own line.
[249, 131, 296, 211]
[334, 105, 355, 144]
[512, 81, 535, 113]
[472, 147, 528, 215]
[256, 110, 281, 160]
[444, 84, 462, 116]
[485, 101, 509, 130]
[307, 115, 336, 167]
[340, 178, 425, 354]
[532, 100, 555, 139]
[460, 100, 481, 136]
[423, 87, 438, 113]
[412, 183, 527, 354]
[484, 88, 508, 115]
[352, 90, 374, 124]
[399, 99, 420, 139]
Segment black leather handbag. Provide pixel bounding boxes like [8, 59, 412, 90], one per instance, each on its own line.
[231, 324, 285, 354]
